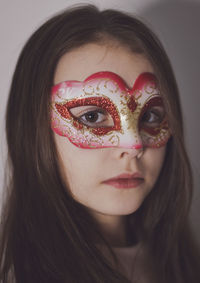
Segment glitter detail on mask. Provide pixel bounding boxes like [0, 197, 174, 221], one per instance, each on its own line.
[55, 96, 121, 136]
[127, 96, 137, 112]
[139, 96, 171, 148]
[51, 71, 171, 149]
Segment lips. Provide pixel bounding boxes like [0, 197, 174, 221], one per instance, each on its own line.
[102, 173, 144, 189]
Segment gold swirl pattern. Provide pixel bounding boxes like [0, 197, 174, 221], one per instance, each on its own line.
[51, 72, 171, 149]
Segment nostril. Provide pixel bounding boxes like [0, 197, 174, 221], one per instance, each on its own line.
[120, 146, 144, 159]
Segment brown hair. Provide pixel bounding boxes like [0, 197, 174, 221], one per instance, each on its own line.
[0, 4, 200, 283]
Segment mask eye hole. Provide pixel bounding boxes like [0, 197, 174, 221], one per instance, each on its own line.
[54, 96, 121, 135]
[70, 106, 114, 128]
[140, 106, 165, 128]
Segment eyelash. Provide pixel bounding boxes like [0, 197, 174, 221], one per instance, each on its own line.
[141, 109, 164, 125]
[78, 109, 109, 127]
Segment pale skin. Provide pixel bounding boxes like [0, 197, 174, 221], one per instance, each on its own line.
[53, 42, 167, 247]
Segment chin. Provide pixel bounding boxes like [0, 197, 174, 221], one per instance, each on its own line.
[96, 200, 145, 216]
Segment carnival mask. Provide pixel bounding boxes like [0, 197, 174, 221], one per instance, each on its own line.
[51, 71, 171, 149]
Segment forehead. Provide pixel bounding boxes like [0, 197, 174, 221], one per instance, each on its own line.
[54, 43, 154, 87]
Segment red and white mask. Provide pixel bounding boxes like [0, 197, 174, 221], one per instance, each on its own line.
[51, 71, 171, 149]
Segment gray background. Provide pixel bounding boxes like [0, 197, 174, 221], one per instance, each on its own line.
[0, 0, 199, 241]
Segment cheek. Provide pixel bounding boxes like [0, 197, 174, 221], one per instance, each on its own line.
[54, 134, 106, 188]
[143, 146, 166, 184]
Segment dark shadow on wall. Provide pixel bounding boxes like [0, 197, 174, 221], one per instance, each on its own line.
[138, 0, 200, 243]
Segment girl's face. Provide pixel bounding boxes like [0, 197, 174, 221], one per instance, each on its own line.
[53, 43, 167, 220]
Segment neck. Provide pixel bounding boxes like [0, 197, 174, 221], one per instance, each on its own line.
[90, 212, 133, 247]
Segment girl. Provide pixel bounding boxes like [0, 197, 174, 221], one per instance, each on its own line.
[0, 4, 200, 283]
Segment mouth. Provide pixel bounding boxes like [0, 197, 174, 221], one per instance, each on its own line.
[102, 173, 144, 189]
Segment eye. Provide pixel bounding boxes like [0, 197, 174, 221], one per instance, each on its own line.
[81, 110, 106, 125]
[140, 106, 165, 127]
[70, 106, 114, 127]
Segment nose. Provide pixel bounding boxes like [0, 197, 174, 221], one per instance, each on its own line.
[117, 145, 144, 160]
[117, 120, 143, 152]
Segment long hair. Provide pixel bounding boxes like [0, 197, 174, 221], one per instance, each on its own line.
[0, 5, 200, 283]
